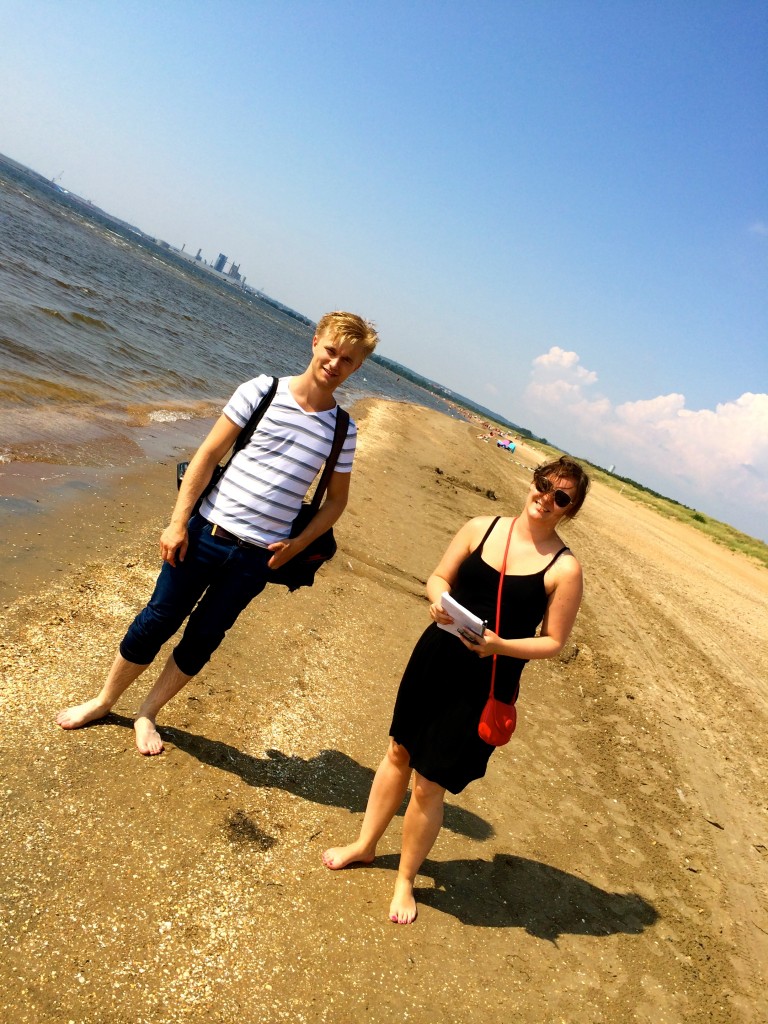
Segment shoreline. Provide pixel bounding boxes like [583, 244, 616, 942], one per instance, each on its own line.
[1, 398, 767, 1023]
[0, 414, 215, 605]
[0, 392, 474, 606]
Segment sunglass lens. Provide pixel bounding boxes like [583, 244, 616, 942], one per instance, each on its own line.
[535, 473, 572, 508]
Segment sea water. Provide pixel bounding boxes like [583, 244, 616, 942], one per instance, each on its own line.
[0, 155, 456, 472]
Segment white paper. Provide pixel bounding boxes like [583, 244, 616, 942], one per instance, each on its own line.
[436, 592, 487, 640]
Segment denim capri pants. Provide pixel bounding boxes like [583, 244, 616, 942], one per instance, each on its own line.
[120, 514, 271, 676]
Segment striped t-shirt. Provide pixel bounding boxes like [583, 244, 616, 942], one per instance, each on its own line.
[200, 375, 357, 547]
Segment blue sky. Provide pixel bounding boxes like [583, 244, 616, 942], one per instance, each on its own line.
[1, 1, 766, 539]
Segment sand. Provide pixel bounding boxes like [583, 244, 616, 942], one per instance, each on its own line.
[1, 398, 766, 1024]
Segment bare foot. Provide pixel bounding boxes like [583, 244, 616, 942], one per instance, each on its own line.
[56, 698, 112, 730]
[389, 876, 418, 924]
[134, 716, 164, 756]
[322, 842, 375, 870]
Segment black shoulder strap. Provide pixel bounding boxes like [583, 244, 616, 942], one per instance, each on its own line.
[477, 516, 501, 551]
[308, 407, 350, 513]
[231, 376, 279, 456]
[545, 546, 571, 571]
[202, 376, 278, 502]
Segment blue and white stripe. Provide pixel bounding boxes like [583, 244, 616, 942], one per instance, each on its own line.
[200, 375, 357, 546]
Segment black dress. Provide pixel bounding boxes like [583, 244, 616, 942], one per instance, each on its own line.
[390, 517, 570, 794]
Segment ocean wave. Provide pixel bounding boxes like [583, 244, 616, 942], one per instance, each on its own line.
[0, 373, 99, 405]
[122, 399, 219, 426]
[38, 306, 69, 322]
[53, 278, 96, 297]
[70, 311, 112, 330]
[149, 409, 193, 423]
[36, 307, 113, 332]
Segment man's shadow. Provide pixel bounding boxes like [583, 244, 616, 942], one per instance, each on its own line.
[104, 716, 659, 936]
[107, 715, 492, 840]
[374, 852, 659, 938]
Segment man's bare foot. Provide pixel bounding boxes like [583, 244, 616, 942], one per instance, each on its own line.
[389, 876, 418, 924]
[322, 842, 375, 870]
[134, 715, 164, 756]
[56, 698, 112, 730]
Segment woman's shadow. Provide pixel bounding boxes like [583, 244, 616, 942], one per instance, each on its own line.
[106, 716, 658, 936]
[374, 851, 658, 938]
[107, 715, 493, 840]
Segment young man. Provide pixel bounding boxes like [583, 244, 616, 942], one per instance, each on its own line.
[56, 311, 378, 754]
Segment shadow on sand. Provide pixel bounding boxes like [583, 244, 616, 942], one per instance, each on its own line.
[104, 714, 493, 840]
[372, 852, 658, 938]
[97, 717, 657, 936]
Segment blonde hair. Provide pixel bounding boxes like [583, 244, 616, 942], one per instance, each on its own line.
[316, 311, 379, 359]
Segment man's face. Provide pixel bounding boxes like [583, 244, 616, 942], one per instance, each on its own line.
[310, 331, 364, 390]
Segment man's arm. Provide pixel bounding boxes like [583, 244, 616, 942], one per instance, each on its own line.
[266, 468, 351, 569]
[160, 414, 242, 566]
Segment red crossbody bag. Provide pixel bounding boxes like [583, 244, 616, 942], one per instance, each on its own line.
[477, 518, 518, 746]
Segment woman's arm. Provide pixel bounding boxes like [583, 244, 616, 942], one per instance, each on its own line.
[427, 517, 495, 624]
[459, 555, 584, 659]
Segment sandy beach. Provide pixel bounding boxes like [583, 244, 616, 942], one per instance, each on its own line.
[1, 398, 766, 1024]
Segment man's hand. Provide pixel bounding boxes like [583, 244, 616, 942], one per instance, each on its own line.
[266, 540, 299, 570]
[160, 522, 189, 567]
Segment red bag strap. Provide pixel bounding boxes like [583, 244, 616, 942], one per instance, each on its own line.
[489, 517, 516, 699]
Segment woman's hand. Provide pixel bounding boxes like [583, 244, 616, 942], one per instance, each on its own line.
[429, 600, 454, 625]
[458, 627, 501, 658]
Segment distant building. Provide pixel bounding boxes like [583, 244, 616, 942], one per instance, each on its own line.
[214, 253, 227, 273]
[227, 262, 241, 282]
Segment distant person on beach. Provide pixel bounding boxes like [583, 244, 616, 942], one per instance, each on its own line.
[56, 311, 378, 754]
[323, 457, 589, 924]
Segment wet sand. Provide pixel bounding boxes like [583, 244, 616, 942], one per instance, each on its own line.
[1, 398, 767, 1024]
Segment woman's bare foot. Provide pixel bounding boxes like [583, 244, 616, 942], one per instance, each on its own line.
[133, 715, 164, 756]
[56, 698, 112, 730]
[389, 876, 418, 924]
[322, 842, 375, 870]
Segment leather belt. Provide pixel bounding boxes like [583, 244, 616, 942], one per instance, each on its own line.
[209, 522, 263, 549]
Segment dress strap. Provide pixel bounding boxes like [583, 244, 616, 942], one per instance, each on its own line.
[543, 546, 571, 572]
[477, 516, 501, 553]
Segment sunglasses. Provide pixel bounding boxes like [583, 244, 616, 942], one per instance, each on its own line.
[533, 472, 574, 509]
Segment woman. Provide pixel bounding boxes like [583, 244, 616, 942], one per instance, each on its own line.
[323, 456, 589, 923]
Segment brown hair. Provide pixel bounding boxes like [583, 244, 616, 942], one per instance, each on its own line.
[534, 456, 590, 518]
[316, 311, 379, 359]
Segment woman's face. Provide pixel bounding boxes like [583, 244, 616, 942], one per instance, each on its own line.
[527, 472, 578, 523]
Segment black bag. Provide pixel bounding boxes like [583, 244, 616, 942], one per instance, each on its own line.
[176, 377, 279, 513]
[269, 407, 350, 592]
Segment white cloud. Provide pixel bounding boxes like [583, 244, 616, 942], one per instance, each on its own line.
[748, 221, 768, 237]
[532, 346, 598, 384]
[615, 394, 686, 425]
[522, 347, 768, 539]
